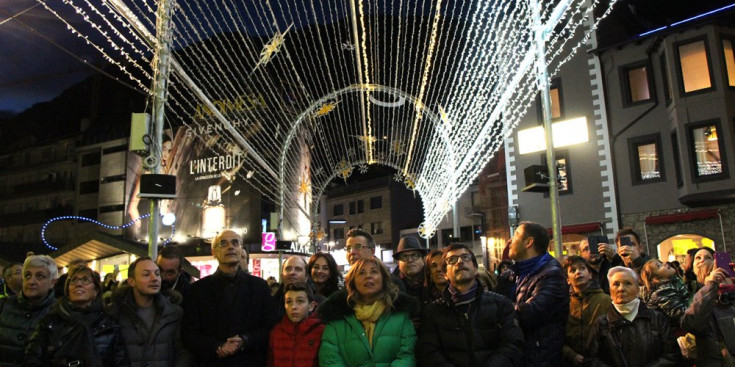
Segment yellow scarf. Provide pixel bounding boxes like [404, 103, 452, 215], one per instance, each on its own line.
[353, 301, 386, 347]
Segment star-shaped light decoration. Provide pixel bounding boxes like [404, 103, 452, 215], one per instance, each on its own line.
[253, 24, 294, 71]
[393, 172, 403, 182]
[390, 140, 405, 156]
[298, 175, 311, 195]
[314, 167, 324, 177]
[358, 164, 368, 174]
[346, 148, 356, 159]
[418, 222, 436, 239]
[335, 160, 353, 182]
[355, 135, 378, 143]
[438, 105, 452, 127]
[404, 172, 417, 192]
[313, 100, 339, 118]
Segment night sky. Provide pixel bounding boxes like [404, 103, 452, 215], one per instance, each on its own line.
[0, 0, 732, 117]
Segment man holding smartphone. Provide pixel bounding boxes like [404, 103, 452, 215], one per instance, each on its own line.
[614, 228, 650, 275]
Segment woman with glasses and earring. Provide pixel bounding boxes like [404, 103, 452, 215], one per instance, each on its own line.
[319, 257, 420, 366]
[25, 265, 130, 367]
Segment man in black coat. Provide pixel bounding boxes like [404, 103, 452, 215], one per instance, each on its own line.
[418, 244, 524, 366]
[504, 221, 569, 367]
[182, 230, 279, 367]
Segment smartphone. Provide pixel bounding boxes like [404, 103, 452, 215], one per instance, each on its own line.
[619, 236, 633, 247]
[587, 236, 607, 255]
[715, 252, 735, 277]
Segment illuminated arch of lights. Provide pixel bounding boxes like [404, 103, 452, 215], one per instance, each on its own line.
[36, 0, 618, 237]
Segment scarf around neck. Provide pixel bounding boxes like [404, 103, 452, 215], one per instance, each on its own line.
[353, 300, 386, 347]
[613, 298, 640, 321]
[448, 280, 478, 309]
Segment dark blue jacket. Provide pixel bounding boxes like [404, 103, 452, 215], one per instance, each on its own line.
[500, 255, 569, 367]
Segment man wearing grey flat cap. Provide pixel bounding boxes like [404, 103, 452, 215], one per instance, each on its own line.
[392, 236, 429, 301]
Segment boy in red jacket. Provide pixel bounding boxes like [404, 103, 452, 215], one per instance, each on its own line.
[267, 281, 325, 367]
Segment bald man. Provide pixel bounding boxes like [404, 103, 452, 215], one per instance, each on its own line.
[182, 230, 279, 367]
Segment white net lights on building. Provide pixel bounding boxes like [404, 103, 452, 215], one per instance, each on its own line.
[37, 0, 617, 237]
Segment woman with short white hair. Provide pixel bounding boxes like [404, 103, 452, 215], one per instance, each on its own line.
[588, 266, 680, 366]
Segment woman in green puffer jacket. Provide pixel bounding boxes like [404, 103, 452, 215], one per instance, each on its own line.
[318, 257, 419, 367]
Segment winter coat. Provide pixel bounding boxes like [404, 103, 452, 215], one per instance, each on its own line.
[182, 269, 280, 367]
[503, 255, 569, 367]
[588, 302, 680, 367]
[267, 315, 325, 367]
[24, 298, 130, 367]
[563, 286, 612, 365]
[682, 283, 735, 366]
[0, 290, 55, 367]
[641, 276, 689, 327]
[318, 289, 419, 367]
[418, 282, 524, 366]
[106, 286, 193, 367]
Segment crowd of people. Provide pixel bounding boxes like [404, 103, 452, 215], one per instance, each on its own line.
[0, 222, 733, 366]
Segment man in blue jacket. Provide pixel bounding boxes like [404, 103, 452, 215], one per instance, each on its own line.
[505, 221, 569, 367]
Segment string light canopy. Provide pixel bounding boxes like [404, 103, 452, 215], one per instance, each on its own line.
[36, 0, 617, 237]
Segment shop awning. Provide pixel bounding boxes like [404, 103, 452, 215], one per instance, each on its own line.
[53, 231, 200, 278]
[547, 222, 602, 235]
[644, 209, 719, 225]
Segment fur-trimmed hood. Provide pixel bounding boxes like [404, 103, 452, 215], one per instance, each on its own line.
[318, 289, 420, 323]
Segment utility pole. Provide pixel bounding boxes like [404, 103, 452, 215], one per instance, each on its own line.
[533, 0, 564, 257]
[147, 0, 174, 259]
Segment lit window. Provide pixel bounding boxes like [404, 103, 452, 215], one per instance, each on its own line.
[628, 134, 665, 184]
[636, 143, 660, 180]
[556, 157, 569, 192]
[723, 39, 735, 87]
[678, 40, 712, 93]
[690, 123, 723, 178]
[625, 64, 652, 103]
[550, 86, 561, 119]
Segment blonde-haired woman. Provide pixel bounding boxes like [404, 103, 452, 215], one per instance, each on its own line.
[319, 257, 419, 367]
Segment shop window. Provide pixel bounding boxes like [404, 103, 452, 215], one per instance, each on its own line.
[723, 38, 735, 88]
[628, 134, 665, 184]
[333, 204, 343, 216]
[676, 38, 714, 94]
[621, 61, 654, 104]
[687, 120, 729, 181]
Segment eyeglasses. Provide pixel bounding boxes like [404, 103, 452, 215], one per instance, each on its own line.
[216, 239, 241, 248]
[345, 243, 372, 252]
[69, 276, 93, 285]
[398, 253, 422, 262]
[446, 254, 473, 265]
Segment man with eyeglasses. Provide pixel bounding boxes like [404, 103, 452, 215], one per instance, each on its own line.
[502, 221, 569, 367]
[345, 229, 406, 292]
[0, 255, 58, 367]
[157, 245, 193, 298]
[272, 256, 325, 318]
[418, 244, 523, 366]
[182, 229, 279, 367]
[392, 237, 428, 300]
[0, 263, 22, 299]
